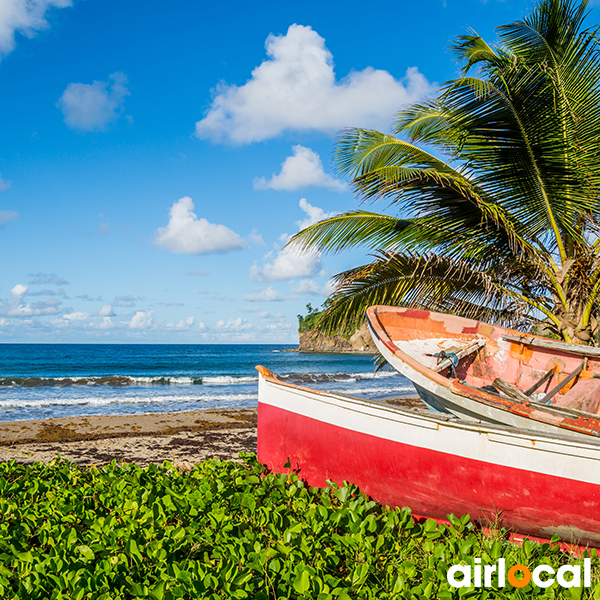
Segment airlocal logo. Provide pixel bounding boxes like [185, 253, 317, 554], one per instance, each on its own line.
[447, 558, 592, 589]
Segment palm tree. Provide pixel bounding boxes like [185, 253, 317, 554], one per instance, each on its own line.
[289, 0, 600, 345]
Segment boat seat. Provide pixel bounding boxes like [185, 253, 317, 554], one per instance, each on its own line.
[552, 378, 600, 415]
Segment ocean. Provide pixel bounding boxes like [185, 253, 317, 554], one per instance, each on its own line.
[0, 344, 415, 422]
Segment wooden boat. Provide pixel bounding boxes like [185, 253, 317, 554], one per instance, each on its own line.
[366, 306, 600, 440]
[256, 365, 600, 547]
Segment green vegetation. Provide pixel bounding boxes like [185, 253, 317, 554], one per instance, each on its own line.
[297, 303, 329, 333]
[290, 0, 600, 344]
[0, 455, 597, 599]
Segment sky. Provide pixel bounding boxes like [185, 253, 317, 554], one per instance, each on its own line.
[1, 0, 595, 344]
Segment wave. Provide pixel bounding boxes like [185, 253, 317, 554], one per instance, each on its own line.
[0, 392, 257, 409]
[0, 371, 400, 389]
[0, 375, 200, 388]
[279, 371, 399, 385]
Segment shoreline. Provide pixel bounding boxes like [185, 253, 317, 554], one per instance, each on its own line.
[284, 348, 374, 354]
[0, 396, 423, 467]
[0, 408, 257, 467]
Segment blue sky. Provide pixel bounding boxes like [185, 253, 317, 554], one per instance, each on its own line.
[0, 0, 590, 343]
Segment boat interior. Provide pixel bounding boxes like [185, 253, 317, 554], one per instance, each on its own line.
[368, 306, 600, 417]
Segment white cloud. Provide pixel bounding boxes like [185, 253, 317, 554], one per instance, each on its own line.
[57, 72, 130, 132]
[215, 317, 254, 332]
[296, 198, 336, 229]
[166, 316, 195, 330]
[0, 0, 72, 59]
[254, 146, 346, 192]
[154, 196, 246, 255]
[62, 311, 88, 321]
[129, 310, 153, 329]
[250, 199, 330, 282]
[11, 284, 27, 298]
[96, 304, 115, 317]
[291, 279, 334, 296]
[243, 286, 287, 302]
[0, 284, 61, 317]
[196, 24, 435, 144]
[89, 317, 114, 330]
[198, 321, 208, 332]
[250, 246, 322, 282]
[247, 230, 265, 246]
[0, 210, 17, 227]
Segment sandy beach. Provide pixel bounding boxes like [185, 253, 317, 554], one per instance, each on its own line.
[0, 396, 423, 467]
[0, 408, 258, 466]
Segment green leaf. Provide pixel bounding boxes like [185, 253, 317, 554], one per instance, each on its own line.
[293, 570, 311, 595]
[77, 545, 95, 561]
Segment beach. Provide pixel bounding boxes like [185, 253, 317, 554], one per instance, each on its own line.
[0, 343, 419, 466]
[0, 408, 257, 466]
[0, 394, 425, 467]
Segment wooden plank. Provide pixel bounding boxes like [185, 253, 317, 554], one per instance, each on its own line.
[493, 378, 530, 403]
[503, 334, 600, 357]
[541, 360, 585, 404]
[524, 368, 555, 397]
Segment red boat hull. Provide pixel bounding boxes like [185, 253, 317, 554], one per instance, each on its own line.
[257, 368, 600, 547]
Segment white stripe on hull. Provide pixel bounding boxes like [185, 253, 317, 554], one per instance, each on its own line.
[259, 376, 600, 486]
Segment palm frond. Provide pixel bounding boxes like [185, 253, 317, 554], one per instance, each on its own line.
[314, 252, 543, 335]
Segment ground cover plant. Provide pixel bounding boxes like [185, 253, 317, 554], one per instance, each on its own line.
[0, 454, 597, 599]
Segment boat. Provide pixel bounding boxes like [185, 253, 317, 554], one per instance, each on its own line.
[365, 305, 600, 440]
[256, 365, 600, 547]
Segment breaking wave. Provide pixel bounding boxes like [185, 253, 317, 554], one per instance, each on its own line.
[0, 371, 397, 389]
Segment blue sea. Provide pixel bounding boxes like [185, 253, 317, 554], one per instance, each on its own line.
[0, 344, 415, 422]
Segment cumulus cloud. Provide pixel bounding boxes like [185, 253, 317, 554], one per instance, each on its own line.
[0, 284, 61, 317]
[250, 247, 322, 282]
[62, 311, 88, 321]
[0, 210, 17, 227]
[243, 286, 287, 302]
[129, 310, 153, 329]
[254, 146, 346, 192]
[27, 272, 69, 285]
[11, 284, 27, 297]
[215, 317, 253, 332]
[250, 199, 331, 282]
[196, 24, 435, 144]
[89, 317, 114, 330]
[96, 304, 115, 317]
[166, 316, 195, 330]
[57, 72, 130, 132]
[296, 198, 336, 229]
[154, 196, 246, 255]
[0, 0, 72, 59]
[247, 230, 265, 246]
